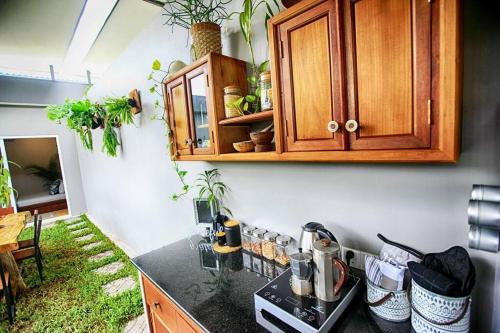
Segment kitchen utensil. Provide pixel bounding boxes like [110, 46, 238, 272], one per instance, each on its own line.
[224, 220, 241, 246]
[290, 248, 314, 296]
[312, 239, 348, 302]
[233, 140, 255, 152]
[299, 222, 337, 253]
[377, 234, 424, 260]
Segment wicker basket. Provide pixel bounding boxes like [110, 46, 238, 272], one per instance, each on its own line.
[190, 22, 222, 60]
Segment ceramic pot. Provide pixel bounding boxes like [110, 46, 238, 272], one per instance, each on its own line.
[410, 280, 471, 333]
[366, 278, 410, 322]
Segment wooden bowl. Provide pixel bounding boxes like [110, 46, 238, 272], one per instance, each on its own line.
[250, 132, 274, 145]
[233, 140, 255, 153]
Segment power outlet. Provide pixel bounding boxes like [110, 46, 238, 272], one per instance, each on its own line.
[341, 246, 375, 271]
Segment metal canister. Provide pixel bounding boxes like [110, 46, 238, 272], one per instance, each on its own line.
[312, 239, 348, 302]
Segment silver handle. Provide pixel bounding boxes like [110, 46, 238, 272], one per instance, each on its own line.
[327, 121, 339, 133]
[345, 120, 359, 133]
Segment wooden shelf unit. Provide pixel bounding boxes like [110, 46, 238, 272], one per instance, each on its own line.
[218, 110, 274, 126]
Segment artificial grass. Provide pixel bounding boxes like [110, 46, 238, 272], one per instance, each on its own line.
[0, 215, 143, 333]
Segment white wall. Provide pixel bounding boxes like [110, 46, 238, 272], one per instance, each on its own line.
[82, 1, 499, 331]
[0, 78, 88, 215]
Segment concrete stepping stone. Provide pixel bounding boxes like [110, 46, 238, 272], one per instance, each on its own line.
[88, 250, 114, 262]
[71, 227, 90, 235]
[103, 276, 136, 297]
[93, 261, 124, 275]
[123, 314, 147, 333]
[64, 217, 82, 224]
[82, 241, 103, 251]
[68, 222, 86, 229]
[75, 234, 94, 242]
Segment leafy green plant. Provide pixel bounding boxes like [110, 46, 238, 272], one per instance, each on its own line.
[0, 157, 20, 208]
[104, 96, 134, 127]
[24, 154, 62, 189]
[101, 126, 120, 157]
[196, 168, 232, 216]
[162, 0, 233, 30]
[232, 0, 280, 113]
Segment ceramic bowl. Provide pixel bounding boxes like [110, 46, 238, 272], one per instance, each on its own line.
[411, 280, 471, 333]
[366, 278, 410, 322]
[250, 131, 274, 145]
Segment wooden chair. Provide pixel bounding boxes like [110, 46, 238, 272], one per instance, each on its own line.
[17, 210, 39, 250]
[0, 260, 15, 324]
[12, 215, 43, 282]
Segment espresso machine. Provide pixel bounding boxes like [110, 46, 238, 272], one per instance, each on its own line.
[290, 248, 314, 296]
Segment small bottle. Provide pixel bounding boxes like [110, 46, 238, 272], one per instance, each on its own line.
[275, 235, 292, 266]
[260, 71, 272, 111]
[262, 232, 278, 260]
[242, 225, 256, 252]
[251, 228, 267, 256]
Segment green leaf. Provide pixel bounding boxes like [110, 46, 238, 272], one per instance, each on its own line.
[178, 170, 187, 178]
[243, 102, 249, 111]
[255, 87, 261, 97]
[247, 75, 257, 84]
[152, 59, 161, 70]
[245, 95, 256, 102]
[149, 87, 156, 93]
[259, 60, 269, 73]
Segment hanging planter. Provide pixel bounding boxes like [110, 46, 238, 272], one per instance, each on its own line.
[191, 22, 222, 60]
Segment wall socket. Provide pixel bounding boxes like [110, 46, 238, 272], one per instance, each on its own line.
[341, 246, 375, 271]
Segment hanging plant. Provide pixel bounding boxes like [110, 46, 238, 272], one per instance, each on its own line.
[0, 158, 20, 208]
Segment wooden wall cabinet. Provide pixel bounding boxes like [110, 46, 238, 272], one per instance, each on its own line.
[142, 274, 203, 333]
[165, 0, 462, 163]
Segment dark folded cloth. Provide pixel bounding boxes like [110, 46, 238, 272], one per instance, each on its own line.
[408, 246, 475, 297]
[408, 261, 461, 296]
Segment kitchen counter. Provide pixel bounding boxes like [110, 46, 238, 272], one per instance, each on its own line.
[132, 235, 411, 333]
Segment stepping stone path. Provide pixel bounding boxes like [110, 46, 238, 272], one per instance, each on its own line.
[103, 276, 136, 297]
[68, 222, 86, 230]
[123, 314, 148, 333]
[71, 227, 90, 235]
[88, 250, 114, 262]
[64, 217, 82, 224]
[93, 261, 124, 275]
[75, 234, 95, 242]
[82, 241, 103, 250]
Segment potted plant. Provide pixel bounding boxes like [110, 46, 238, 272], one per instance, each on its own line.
[162, 0, 233, 60]
[99, 96, 136, 157]
[24, 155, 63, 195]
[0, 157, 19, 217]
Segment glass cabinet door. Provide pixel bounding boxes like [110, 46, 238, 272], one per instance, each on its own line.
[186, 65, 214, 155]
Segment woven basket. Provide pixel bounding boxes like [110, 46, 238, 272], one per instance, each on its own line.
[190, 22, 222, 60]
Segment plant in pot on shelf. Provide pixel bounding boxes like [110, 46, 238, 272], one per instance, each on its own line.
[0, 157, 20, 216]
[24, 154, 63, 195]
[227, 0, 281, 115]
[162, 0, 233, 60]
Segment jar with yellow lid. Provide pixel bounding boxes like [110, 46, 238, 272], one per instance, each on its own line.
[260, 71, 272, 111]
[224, 219, 241, 246]
[224, 85, 243, 118]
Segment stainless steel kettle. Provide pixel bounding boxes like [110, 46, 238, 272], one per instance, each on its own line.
[299, 222, 338, 253]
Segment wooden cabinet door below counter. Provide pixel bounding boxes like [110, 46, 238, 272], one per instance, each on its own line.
[279, 0, 346, 152]
[344, 0, 432, 150]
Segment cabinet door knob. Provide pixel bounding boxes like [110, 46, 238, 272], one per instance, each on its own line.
[327, 121, 340, 133]
[153, 301, 160, 309]
[185, 138, 193, 145]
[345, 120, 359, 133]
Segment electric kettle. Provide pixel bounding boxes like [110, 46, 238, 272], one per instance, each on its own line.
[299, 222, 338, 253]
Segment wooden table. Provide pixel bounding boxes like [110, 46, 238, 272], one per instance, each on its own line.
[0, 211, 31, 296]
[0, 211, 31, 252]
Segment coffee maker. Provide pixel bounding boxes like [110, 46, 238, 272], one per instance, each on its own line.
[290, 248, 314, 296]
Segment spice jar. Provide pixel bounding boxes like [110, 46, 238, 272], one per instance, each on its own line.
[262, 232, 278, 260]
[251, 228, 267, 256]
[242, 226, 256, 252]
[260, 71, 272, 111]
[224, 85, 243, 118]
[275, 235, 292, 266]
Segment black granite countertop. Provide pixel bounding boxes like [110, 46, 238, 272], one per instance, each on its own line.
[131, 235, 411, 333]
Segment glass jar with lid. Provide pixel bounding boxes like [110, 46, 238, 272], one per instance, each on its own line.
[275, 235, 292, 266]
[242, 225, 255, 252]
[262, 232, 278, 260]
[251, 228, 267, 256]
[223, 85, 243, 118]
[260, 71, 272, 111]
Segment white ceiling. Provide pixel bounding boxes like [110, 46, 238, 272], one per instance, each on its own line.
[0, 0, 161, 82]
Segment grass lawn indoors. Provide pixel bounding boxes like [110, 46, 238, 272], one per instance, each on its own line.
[0, 215, 143, 333]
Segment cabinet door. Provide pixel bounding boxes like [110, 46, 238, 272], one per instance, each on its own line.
[186, 64, 215, 155]
[150, 307, 175, 333]
[280, 0, 346, 152]
[344, 0, 431, 150]
[166, 76, 192, 156]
